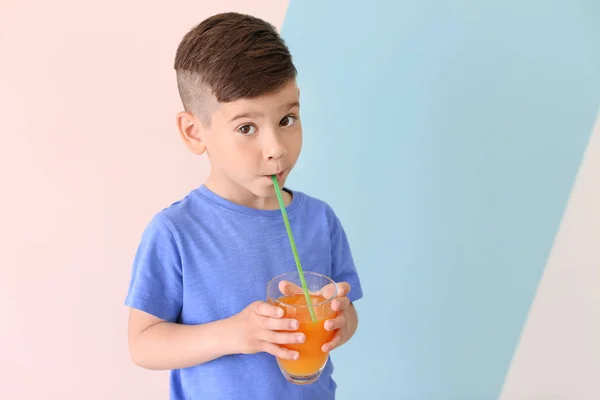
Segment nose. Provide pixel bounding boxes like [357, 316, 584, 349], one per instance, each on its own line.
[262, 131, 287, 160]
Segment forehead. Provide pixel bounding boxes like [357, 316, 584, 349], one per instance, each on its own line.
[216, 80, 300, 120]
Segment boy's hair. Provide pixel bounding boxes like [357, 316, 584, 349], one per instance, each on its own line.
[174, 12, 297, 121]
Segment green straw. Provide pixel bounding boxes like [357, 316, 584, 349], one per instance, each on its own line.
[271, 175, 317, 322]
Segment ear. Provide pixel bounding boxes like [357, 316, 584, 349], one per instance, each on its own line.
[176, 111, 206, 155]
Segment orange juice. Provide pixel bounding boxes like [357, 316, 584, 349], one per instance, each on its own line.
[270, 293, 336, 376]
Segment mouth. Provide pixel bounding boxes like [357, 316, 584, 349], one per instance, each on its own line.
[264, 169, 287, 181]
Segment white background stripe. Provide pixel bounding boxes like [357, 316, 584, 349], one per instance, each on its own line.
[500, 112, 600, 399]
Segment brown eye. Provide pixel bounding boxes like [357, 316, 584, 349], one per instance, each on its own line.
[280, 115, 297, 127]
[238, 125, 256, 135]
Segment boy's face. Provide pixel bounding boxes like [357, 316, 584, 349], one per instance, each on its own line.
[180, 79, 302, 205]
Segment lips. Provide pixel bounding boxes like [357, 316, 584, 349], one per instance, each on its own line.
[266, 169, 286, 179]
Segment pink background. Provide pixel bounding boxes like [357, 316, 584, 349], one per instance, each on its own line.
[0, 1, 288, 398]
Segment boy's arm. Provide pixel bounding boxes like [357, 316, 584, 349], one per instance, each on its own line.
[345, 303, 358, 343]
[128, 301, 302, 371]
[128, 308, 235, 370]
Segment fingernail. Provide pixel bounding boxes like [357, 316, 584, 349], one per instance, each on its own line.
[277, 308, 284, 317]
[292, 352, 299, 360]
[291, 321, 299, 329]
[297, 334, 305, 343]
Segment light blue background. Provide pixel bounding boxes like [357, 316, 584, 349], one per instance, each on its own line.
[282, 1, 600, 398]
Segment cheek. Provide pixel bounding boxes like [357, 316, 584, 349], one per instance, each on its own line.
[228, 142, 261, 169]
[287, 130, 303, 155]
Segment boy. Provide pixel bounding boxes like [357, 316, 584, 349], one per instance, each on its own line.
[125, 12, 363, 400]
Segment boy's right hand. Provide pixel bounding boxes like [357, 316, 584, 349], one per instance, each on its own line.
[229, 301, 303, 361]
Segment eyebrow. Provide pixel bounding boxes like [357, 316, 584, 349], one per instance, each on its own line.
[283, 101, 300, 110]
[229, 101, 300, 123]
[229, 111, 263, 123]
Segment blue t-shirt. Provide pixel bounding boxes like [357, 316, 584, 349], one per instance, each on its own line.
[125, 185, 363, 400]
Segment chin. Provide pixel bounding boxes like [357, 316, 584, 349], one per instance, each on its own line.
[252, 176, 287, 197]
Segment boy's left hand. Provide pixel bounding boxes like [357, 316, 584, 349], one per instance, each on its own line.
[278, 280, 356, 353]
[321, 282, 353, 353]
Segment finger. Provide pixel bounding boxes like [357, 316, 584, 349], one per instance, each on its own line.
[261, 342, 299, 361]
[331, 296, 351, 312]
[324, 315, 346, 331]
[336, 282, 351, 298]
[261, 316, 299, 331]
[319, 283, 337, 299]
[278, 280, 304, 295]
[322, 334, 343, 353]
[262, 330, 305, 345]
[253, 301, 284, 318]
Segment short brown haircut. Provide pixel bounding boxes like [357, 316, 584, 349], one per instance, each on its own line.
[174, 12, 297, 120]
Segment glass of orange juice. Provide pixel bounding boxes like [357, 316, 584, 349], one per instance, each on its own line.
[266, 271, 338, 385]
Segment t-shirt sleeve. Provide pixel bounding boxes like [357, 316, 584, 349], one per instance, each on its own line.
[327, 206, 363, 303]
[124, 214, 183, 322]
